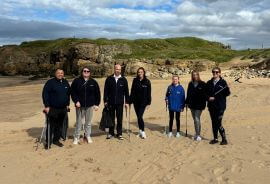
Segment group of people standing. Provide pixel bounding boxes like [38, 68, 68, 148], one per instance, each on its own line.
[42, 64, 230, 149]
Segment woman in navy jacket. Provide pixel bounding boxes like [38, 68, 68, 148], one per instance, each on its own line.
[186, 71, 207, 141]
[130, 67, 151, 139]
[207, 67, 230, 145]
[165, 75, 185, 138]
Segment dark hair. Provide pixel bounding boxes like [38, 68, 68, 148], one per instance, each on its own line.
[212, 67, 221, 73]
[191, 70, 201, 82]
[136, 67, 146, 79]
[80, 67, 91, 77]
[55, 68, 64, 73]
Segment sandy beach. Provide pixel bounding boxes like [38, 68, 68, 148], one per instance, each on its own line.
[0, 72, 270, 184]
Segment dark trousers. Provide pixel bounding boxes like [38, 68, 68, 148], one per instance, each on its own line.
[209, 108, 226, 140]
[46, 108, 66, 144]
[169, 111, 180, 132]
[134, 104, 146, 131]
[109, 104, 124, 136]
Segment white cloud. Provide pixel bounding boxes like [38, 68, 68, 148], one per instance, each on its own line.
[0, 0, 270, 49]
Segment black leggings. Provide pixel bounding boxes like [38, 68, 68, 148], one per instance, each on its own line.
[169, 111, 180, 132]
[209, 108, 226, 139]
[134, 104, 146, 131]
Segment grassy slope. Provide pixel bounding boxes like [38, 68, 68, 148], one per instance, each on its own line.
[18, 37, 267, 63]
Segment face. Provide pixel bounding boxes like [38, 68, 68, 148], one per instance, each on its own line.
[114, 64, 122, 76]
[172, 76, 179, 85]
[212, 69, 221, 79]
[192, 72, 199, 81]
[55, 69, 64, 80]
[82, 68, 90, 78]
[137, 69, 144, 79]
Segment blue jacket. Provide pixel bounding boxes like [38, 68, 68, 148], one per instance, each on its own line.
[42, 78, 71, 108]
[165, 84, 185, 112]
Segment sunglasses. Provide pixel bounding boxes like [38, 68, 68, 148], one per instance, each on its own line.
[83, 70, 90, 73]
[212, 71, 219, 74]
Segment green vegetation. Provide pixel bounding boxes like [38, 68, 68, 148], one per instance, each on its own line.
[18, 37, 268, 63]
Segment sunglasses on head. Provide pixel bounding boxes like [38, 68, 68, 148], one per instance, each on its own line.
[212, 71, 219, 74]
[83, 70, 90, 73]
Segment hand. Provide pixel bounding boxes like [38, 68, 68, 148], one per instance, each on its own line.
[93, 106, 99, 111]
[165, 100, 168, 104]
[125, 104, 129, 109]
[44, 107, 50, 114]
[75, 102, 81, 108]
[209, 97, 215, 101]
[146, 105, 150, 110]
[104, 102, 108, 107]
[67, 106, 70, 112]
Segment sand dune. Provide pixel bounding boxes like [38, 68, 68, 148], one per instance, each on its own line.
[0, 72, 270, 184]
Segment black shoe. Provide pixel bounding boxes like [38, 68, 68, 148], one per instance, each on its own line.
[44, 143, 51, 150]
[53, 141, 64, 147]
[220, 139, 228, 145]
[117, 135, 124, 140]
[209, 139, 219, 144]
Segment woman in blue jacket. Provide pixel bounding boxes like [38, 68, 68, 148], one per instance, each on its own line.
[165, 75, 185, 138]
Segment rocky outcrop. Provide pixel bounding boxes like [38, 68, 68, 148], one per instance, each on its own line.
[0, 43, 215, 78]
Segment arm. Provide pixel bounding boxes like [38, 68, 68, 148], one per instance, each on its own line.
[71, 79, 79, 104]
[185, 83, 191, 105]
[222, 80, 231, 97]
[42, 80, 51, 108]
[103, 78, 109, 104]
[94, 80, 101, 106]
[147, 80, 152, 105]
[165, 86, 170, 101]
[66, 80, 71, 106]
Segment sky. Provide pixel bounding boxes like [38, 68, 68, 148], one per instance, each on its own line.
[0, 0, 270, 49]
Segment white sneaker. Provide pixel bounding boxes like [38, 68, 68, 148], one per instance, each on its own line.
[73, 137, 79, 145]
[141, 131, 146, 139]
[176, 132, 181, 138]
[138, 129, 142, 137]
[168, 132, 173, 138]
[86, 136, 93, 144]
[196, 136, 202, 141]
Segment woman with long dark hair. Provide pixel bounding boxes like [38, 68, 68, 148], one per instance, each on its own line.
[130, 67, 152, 139]
[186, 71, 207, 141]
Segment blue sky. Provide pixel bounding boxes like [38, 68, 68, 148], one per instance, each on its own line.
[0, 0, 270, 49]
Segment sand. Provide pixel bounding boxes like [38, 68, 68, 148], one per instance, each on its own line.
[0, 72, 270, 184]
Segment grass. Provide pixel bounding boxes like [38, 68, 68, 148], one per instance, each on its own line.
[18, 37, 268, 63]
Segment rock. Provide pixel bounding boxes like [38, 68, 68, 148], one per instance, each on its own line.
[160, 72, 170, 79]
[168, 67, 176, 74]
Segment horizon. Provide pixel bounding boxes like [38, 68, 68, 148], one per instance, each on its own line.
[1, 0, 270, 49]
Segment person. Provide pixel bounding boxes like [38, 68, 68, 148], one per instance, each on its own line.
[130, 67, 151, 139]
[186, 71, 207, 141]
[103, 64, 129, 140]
[165, 75, 185, 138]
[206, 67, 231, 145]
[42, 69, 70, 149]
[71, 67, 101, 144]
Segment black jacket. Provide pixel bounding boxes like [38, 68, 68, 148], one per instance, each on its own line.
[71, 77, 101, 107]
[206, 77, 230, 111]
[130, 77, 151, 106]
[42, 78, 71, 108]
[186, 81, 207, 110]
[103, 75, 129, 105]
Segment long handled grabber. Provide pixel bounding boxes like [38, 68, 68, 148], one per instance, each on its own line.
[125, 105, 131, 142]
[35, 113, 47, 151]
[185, 106, 188, 137]
[164, 101, 168, 135]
